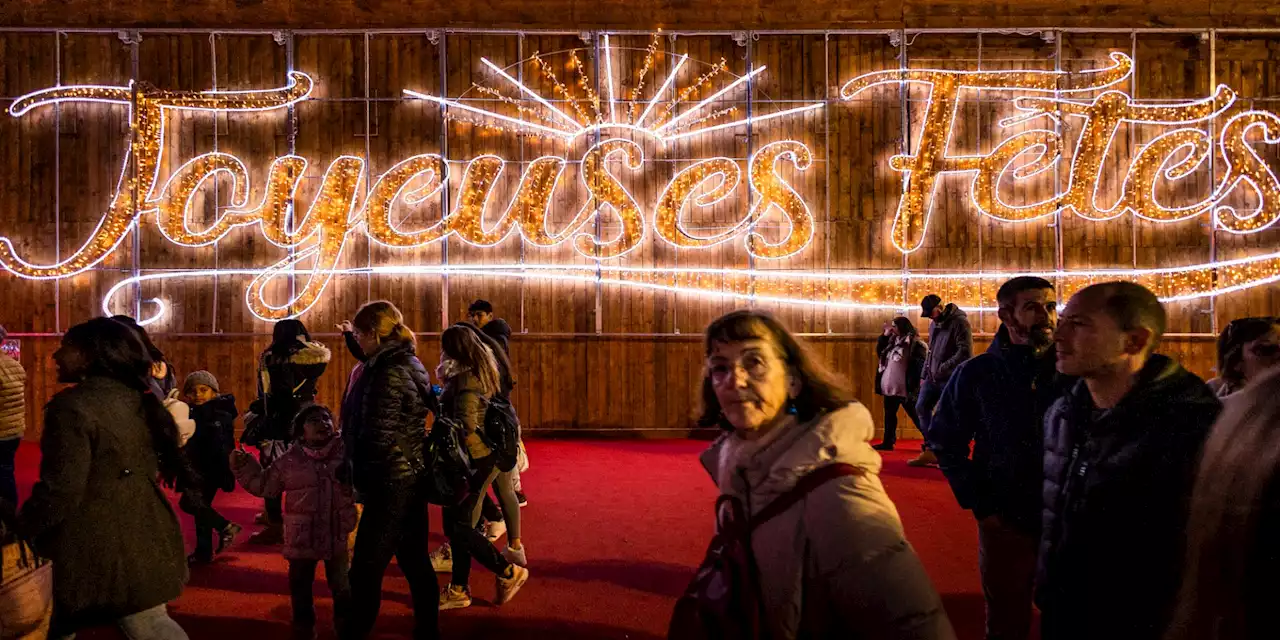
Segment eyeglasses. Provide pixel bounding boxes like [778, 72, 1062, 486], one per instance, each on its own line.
[707, 351, 780, 385]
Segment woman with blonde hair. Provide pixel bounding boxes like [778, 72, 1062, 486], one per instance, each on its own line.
[435, 325, 530, 610]
[1166, 366, 1280, 640]
[674, 310, 953, 639]
[338, 301, 439, 640]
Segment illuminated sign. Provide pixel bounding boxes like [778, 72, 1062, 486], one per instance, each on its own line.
[1, 38, 1278, 324]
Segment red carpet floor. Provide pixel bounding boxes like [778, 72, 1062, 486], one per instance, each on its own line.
[15, 439, 997, 639]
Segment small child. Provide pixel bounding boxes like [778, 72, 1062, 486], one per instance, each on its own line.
[180, 370, 242, 564]
[231, 405, 356, 640]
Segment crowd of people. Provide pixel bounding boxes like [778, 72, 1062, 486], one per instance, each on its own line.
[869, 281, 1279, 640]
[0, 282, 1275, 640]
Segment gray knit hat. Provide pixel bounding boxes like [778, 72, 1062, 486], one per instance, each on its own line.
[183, 370, 219, 395]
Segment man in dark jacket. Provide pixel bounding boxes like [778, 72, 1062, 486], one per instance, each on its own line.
[911, 294, 973, 467]
[930, 276, 1069, 640]
[1038, 281, 1221, 640]
[468, 299, 512, 355]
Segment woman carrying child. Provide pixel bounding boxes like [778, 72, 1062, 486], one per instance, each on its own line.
[232, 404, 355, 640]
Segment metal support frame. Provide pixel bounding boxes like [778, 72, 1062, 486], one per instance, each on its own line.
[8, 26, 1273, 338]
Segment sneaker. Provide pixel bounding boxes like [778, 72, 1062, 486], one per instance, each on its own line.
[218, 523, 242, 553]
[872, 442, 895, 452]
[485, 520, 507, 543]
[253, 511, 269, 525]
[248, 524, 284, 546]
[907, 450, 939, 467]
[503, 545, 527, 568]
[439, 585, 472, 610]
[515, 491, 528, 508]
[430, 543, 453, 573]
[495, 565, 529, 605]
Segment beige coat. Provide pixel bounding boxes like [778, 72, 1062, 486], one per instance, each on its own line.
[700, 403, 955, 640]
[0, 352, 25, 441]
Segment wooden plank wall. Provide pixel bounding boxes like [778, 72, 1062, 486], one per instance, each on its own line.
[0, 29, 1269, 439]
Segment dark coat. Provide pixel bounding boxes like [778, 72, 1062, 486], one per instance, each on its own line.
[341, 341, 436, 492]
[928, 326, 1072, 534]
[1037, 355, 1221, 640]
[874, 334, 928, 399]
[255, 341, 331, 443]
[19, 376, 187, 632]
[185, 394, 238, 493]
[923, 303, 973, 385]
[482, 318, 512, 355]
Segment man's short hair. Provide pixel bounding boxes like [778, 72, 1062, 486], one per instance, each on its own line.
[1076, 281, 1167, 348]
[996, 276, 1055, 311]
[468, 300, 493, 315]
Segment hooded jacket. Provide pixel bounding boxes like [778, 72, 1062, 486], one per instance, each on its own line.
[341, 340, 436, 492]
[698, 404, 955, 640]
[234, 438, 357, 560]
[928, 325, 1072, 534]
[256, 340, 331, 443]
[481, 318, 513, 355]
[923, 304, 972, 385]
[1037, 355, 1221, 640]
[185, 394, 238, 493]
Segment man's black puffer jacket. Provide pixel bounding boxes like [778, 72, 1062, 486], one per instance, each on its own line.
[342, 341, 437, 491]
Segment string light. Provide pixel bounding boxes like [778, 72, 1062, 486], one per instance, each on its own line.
[99, 249, 1280, 324]
[654, 158, 743, 248]
[746, 141, 814, 259]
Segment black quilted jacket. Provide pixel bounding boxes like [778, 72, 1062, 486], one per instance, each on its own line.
[1037, 355, 1221, 640]
[341, 341, 437, 491]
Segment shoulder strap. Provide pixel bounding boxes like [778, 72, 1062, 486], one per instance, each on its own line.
[748, 463, 863, 532]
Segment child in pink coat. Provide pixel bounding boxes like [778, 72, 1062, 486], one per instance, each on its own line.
[232, 405, 356, 640]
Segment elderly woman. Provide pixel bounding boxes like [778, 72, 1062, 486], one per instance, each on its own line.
[689, 310, 954, 639]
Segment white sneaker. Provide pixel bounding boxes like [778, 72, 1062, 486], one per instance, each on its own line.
[484, 520, 507, 542]
[503, 544, 527, 567]
[430, 543, 452, 573]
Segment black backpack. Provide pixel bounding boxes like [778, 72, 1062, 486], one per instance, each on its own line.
[483, 395, 521, 472]
[668, 463, 862, 640]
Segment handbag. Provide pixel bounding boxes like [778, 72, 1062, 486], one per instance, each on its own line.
[668, 463, 862, 640]
[0, 528, 52, 640]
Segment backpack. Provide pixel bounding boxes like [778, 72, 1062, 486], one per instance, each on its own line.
[483, 396, 520, 472]
[667, 463, 863, 640]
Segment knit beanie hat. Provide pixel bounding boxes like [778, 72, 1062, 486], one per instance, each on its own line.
[183, 370, 220, 395]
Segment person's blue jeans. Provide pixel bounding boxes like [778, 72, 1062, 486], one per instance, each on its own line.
[915, 379, 946, 451]
[0, 437, 21, 506]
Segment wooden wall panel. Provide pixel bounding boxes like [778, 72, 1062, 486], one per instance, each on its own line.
[1, 30, 1276, 440]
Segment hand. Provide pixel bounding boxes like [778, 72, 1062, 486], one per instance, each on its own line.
[337, 320, 354, 333]
[882, 321, 893, 335]
[230, 449, 253, 470]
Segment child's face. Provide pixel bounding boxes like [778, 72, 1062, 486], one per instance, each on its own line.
[186, 384, 217, 406]
[302, 412, 335, 446]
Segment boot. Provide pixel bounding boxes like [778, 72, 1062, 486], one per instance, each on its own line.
[248, 523, 284, 545]
[907, 449, 939, 467]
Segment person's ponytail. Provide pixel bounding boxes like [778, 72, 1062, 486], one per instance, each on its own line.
[390, 321, 416, 346]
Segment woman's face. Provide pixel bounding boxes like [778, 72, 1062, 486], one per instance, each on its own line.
[707, 336, 796, 436]
[1241, 324, 1280, 383]
[353, 326, 379, 356]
